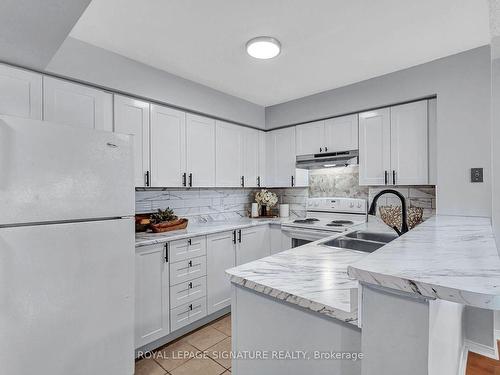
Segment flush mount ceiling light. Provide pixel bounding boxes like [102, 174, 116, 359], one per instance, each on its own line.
[246, 36, 281, 59]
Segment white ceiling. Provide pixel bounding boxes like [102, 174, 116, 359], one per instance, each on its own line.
[70, 0, 490, 106]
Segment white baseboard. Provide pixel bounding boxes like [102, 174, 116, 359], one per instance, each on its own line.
[458, 339, 498, 375]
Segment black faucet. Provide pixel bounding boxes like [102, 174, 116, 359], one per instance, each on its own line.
[368, 189, 409, 236]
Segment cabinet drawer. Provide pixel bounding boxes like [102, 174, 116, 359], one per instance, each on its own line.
[170, 276, 207, 309]
[170, 256, 207, 286]
[169, 236, 207, 263]
[170, 297, 207, 332]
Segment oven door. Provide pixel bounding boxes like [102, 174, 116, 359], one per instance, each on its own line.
[281, 226, 343, 248]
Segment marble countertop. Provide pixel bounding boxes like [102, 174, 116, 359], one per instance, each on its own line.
[347, 215, 500, 309]
[135, 217, 292, 247]
[226, 243, 365, 325]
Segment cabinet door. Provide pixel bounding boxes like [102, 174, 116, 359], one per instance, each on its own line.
[359, 108, 391, 186]
[43, 77, 112, 131]
[215, 121, 243, 187]
[150, 105, 186, 187]
[324, 114, 358, 152]
[114, 95, 150, 187]
[0, 64, 42, 119]
[269, 127, 297, 187]
[135, 243, 170, 348]
[243, 128, 260, 187]
[296, 120, 324, 155]
[390, 101, 428, 185]
[186, 114, 216, 187]
[207, 230, 236, 314]
[258, 131, 266, 187]
[236, 226, 270, 266]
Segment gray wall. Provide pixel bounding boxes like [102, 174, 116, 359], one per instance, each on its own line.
[46, 37, 265, 129]
[491, 2, 500, 253]
[266, 47, 492, 217]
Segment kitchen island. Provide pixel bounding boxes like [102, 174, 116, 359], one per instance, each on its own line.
[227, 215, 500, 375]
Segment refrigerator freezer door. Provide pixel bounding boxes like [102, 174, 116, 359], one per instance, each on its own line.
[0, 218, 134, 375]
[0, 115, 134, 226]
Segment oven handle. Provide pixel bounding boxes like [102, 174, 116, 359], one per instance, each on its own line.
[281, 226, 343, 237]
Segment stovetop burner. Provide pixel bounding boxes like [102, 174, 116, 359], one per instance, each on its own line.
[293, 218, 320, 224]
[330, 220, 354, 225]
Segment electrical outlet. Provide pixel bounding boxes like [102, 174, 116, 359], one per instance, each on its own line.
[471, 168, 483, 183]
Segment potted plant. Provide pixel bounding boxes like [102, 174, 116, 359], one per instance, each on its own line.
[255, 189, 278, 216]
[149, 208, 188, 233]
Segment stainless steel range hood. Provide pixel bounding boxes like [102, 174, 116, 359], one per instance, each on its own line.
[296, 150, 358, 170]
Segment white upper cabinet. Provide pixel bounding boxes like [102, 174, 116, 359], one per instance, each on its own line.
[359, 108, 391, 186]
[216, 121, 244, 187]
[114, 95, 151, 187]
[186, 114, 216, 187]
[266, 127, 307, 187]
[359, 100, 429, 186]
[324, 114, 358, 152]
[150, 105, 186, 187]
[258, 131, 266, 188]
[242, 128, 260, 187]
[0, 64, 42, 119]
[296, 120, 325, 155]
[43, 77, 113, 131]
[390, 101, 428, 185]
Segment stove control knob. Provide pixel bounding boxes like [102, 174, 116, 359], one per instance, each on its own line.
[349, 202, 354, 208]
[314, 202, 319, 207]
[357, 202, 362, 208]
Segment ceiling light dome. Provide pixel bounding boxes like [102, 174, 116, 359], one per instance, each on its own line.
[246, 36, 281, 59]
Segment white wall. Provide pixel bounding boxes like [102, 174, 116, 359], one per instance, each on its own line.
[491, 2, 500, 253]
[266, 47, 492, 217]
[46, 37, 265, 129]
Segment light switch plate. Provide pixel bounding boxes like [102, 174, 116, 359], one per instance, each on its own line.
[471, 168, 483, 183]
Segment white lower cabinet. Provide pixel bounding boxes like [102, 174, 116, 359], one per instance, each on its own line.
[169, 255, 207, 286]
[170, 276, 207, 309]
[170, 297, 208, 332]
[269, 225, 292, 255]
[236, 225, 270, 266]
[135, 243, 170, 349]
[207, 230, 236, 314]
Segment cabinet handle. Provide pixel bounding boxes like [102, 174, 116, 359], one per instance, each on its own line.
[182, 173, 187, 187]
[384, 170, 388, 185]
[188, 282, 193, 289]
[325, 146, 328, 152]
[257, 176, 261, 187]
[238, 229, 242, 243]
[188, 260, 193, 267]
[189, 304, 193, 311]
[164, 243, 169, 263]
[187, 238, 192, 246]
[291, 175, 295, 187]
[241, 176, 245, 187]
[393, 170, 396, 185]
[320, 147, 322, 152]
[232, 230, 237, 244]
[188, 173, 193, 187]
[145, 171, 150, 187]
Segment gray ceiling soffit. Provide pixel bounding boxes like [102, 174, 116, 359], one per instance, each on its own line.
[0, 0, 92, 69]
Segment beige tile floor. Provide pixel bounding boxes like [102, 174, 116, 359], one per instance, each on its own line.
[135, 314, 232, 375]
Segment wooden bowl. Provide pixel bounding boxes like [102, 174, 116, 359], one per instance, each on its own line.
[150, 218, 188, 233]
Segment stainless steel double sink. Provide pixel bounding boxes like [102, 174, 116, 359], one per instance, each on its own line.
[321, 230, 399, 253]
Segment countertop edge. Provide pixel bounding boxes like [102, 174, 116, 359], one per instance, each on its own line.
[228, 274, 358, 326]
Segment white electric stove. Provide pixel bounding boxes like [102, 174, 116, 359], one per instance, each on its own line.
[282, 197, 368, 247]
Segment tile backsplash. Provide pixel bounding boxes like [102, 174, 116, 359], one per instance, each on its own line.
[135, 187, 308, 223]
[136, 166, 435, 222]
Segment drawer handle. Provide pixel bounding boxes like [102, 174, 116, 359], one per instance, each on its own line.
[189, 304, 193, 311]
[188, 282, 193, 289]
[187, 239, 192, 246]
[188, 260, 193, 267]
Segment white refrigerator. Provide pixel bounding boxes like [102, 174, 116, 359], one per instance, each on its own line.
[0, 115, 135, 374]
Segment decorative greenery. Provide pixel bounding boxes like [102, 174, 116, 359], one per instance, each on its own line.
[255, 189, 278, 208]
[150, 208, 178, 224]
